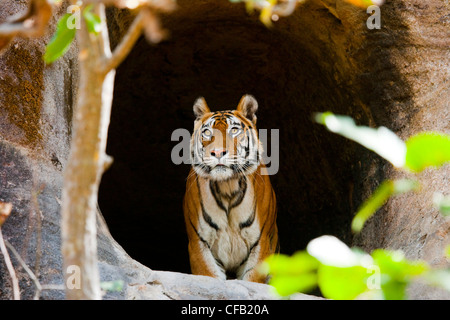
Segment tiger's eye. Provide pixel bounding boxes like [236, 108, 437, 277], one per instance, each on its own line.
[203, 129, 212, 137]
[231, 127, 239, 134]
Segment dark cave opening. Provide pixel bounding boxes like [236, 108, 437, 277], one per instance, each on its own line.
[98, 3, 368, 274]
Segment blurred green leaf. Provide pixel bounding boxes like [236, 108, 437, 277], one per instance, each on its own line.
[351, 180, 395, 233]
[372, 249, 428, 300]
[351, 179, 419, 233]
[83, 5, 102, 35]
[392, 179, 420, 194]
[307, 235, 370, 267]
[318, 265, 368, 300]
[100, 280, 124, 292]
[405, 132, 450, 172]
[264, 252, 319, 296]
[307, 236, 372, 299]
[269, 273, 318, 297]
[259, 0, 277, 27]
[433, 193, 450, 216]
[44, 13, 76, 64]
[264, 252, 319, 275]
[372, 250, 428, 278]
[344, 0, 382, 8]
[423, 269, 450, 292]
[265, 235, 442, 300]
[315, 112, 406, 168]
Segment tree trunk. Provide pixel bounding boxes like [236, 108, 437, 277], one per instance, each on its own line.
[61, 3, 114, 300]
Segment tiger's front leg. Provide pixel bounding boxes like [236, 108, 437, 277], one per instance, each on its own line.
[186, 224, 226, 280]
[237, 244, 269, 284]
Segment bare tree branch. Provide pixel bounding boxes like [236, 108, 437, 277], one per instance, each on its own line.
[61, 0, 174, 299]
[0, 0, 52, 54]
[0, 202, 12, 227]
[0, 229, 20, 300]
[5, 239, 43, 300]
[0, 201, 20, 300]
[101, 10, 145, 73]
[61, 2, 112, 300]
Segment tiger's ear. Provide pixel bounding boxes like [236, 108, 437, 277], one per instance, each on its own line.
[237, 94, 258, 125]
[193, 97, 211, 119]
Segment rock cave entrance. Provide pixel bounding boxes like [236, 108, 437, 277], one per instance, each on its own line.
[98, 2, 373, 274]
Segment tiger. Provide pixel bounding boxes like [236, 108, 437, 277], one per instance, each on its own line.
[183, 94, 278, 283]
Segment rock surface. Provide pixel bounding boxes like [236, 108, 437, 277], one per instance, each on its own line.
[0, 0, 449, 300]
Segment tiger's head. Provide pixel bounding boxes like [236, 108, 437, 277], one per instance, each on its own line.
[190, 95, 263, 181]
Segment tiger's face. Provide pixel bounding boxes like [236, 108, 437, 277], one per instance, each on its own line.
[190, 95, 263, 181]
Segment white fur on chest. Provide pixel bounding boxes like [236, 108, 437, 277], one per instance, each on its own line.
[197, 177, 260, 271]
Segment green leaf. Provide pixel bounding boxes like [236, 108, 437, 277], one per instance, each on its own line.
[392, 179, 420, 194]
[433, 193, 450, 216]
[351, 181, 392, 233]
[372, 250, 428, 278]
[315, 112, 407, 168]
[264, 252, 319, 296]
[351, 179, 419, 233]
[372, 249, 428, 300]
[305, 236, 373, 299]
[269, 273, 318, 297]
[344, 0, 382, 8]
[405, 132, 450, 172]
[264, 252, 319, 275]
[44, 13, 76, 64]
[83, 5, 102, 35]
[422, 269, 450, 292]
[306, 235, 370, 267]
[318, 265, 368, 300]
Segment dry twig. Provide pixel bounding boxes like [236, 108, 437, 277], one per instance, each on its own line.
[0, 201, 20, 300]
[5, 239, 42, 300]
[0, 0, 52, 54]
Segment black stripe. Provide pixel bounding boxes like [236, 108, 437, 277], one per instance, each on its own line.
[244, 127, 251, 158]
[197, 178, 219, 231]
[230, 177, 247, 209]
[201, 203, 219, 231]
[209, 180, 228, 214]
[214, 257, 225, 270]
[238, 234, 261, 268]
[188, 216, 211, 249]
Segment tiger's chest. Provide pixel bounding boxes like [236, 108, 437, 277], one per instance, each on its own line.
[197, 177, 260, 270]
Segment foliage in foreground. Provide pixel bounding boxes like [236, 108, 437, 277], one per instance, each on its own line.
[262, 235, 450, 300]
[315, 112, 450, 233]
[264, 113, 450, 300]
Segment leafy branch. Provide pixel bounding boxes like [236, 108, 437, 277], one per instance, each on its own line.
[263, 235, 450, 300]
[42, 0, 175, 300]
[263, 112, 450, 300]
[315, 112, 450, 232]
[0, 0, 52, 54]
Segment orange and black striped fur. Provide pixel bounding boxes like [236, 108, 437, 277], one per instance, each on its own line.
[183, 95, 278, 283]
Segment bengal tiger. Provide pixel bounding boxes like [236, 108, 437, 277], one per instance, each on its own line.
[183, 94, 278, 283]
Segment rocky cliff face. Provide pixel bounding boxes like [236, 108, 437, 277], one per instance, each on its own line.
[0, 0, 448, 299]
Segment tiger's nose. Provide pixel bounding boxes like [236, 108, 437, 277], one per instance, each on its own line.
[210, 148, 228, 159]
